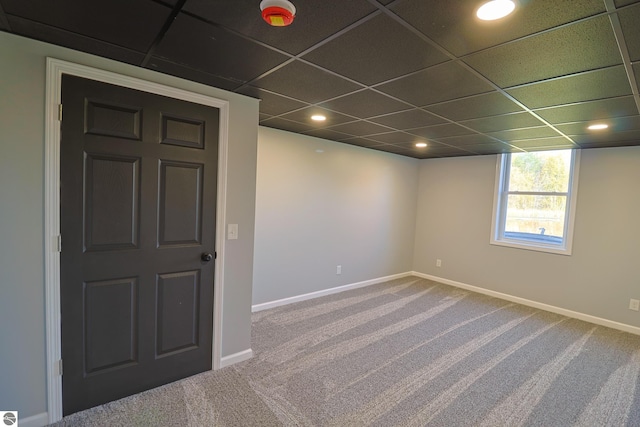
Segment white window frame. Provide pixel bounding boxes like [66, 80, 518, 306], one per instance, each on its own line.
[490, 149, 581, 256]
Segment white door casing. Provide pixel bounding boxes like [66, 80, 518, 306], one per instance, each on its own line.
[44, 58, 229, 423]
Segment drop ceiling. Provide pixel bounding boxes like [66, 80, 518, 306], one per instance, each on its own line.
[1, 0, 640, 159]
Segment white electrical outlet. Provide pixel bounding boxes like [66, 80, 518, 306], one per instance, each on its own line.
[436, 259, 442, 267]
[336, 265, 342, 275]
[630, 299, 640, 311]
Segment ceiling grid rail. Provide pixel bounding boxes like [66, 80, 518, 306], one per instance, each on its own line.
[604, 0, 640, 114]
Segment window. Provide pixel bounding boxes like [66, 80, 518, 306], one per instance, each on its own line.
[491, 149, 580, 255]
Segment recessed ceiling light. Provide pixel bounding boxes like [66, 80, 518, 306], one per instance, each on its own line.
[587, 123, 609, 130]
[415, 142, 428, 148]
[311, 114, 326, 122]
[476, 0, 516, 21]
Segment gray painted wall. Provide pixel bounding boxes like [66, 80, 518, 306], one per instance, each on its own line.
[4, 26, 639, 423]
[253, 127, 418, 305]
[413, 147, 640, 328]
[0, 32, 258, 419]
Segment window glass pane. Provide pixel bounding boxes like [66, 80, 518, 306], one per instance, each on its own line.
[508, 150, 571, 193]
[505, 194, 567, 242]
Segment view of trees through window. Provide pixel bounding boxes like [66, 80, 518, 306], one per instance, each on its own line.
[505, 150, 571, 240]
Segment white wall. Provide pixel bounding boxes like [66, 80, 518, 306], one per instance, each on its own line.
[252, 127, 418, 305]
[413, 146, 640, 329]
[0, 31, 258, 421]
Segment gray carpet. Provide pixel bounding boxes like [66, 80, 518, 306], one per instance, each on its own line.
[52, 277, 640, 426]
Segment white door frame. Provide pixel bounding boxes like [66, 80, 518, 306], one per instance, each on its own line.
[44, 58, 228, 423]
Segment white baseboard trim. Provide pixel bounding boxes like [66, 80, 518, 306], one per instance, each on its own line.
[21, 412, 48, 427]
[252, 272, 414, 312]
[413, 271, 640, 336]
[219, 349, 253, 369]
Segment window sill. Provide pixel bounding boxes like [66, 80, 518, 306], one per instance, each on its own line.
[490, 236, 572, 256]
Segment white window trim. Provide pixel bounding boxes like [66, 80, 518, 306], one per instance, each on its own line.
[490, 149, 581, 256]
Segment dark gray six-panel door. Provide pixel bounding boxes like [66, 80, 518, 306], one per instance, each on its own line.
[60, 75, 218, 415]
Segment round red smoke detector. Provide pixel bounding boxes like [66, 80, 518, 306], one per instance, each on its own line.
[260, 0, 296, 27]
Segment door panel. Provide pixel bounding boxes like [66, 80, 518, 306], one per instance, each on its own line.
[84, 278, 138, 374]
[158, 161, 203, 245]
[156, 270, 200, 356]
[84, 154, 140, 251]
[85, 99, 142, 140]
[161, 114, 205, 148]
[60, 75, 219, 415]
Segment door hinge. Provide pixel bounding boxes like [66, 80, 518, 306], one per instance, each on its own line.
[215, 251, 217, 259]
[56, 234, 62, 252]
[58, 104, 63, 121]
[58, 359, 63, 376]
